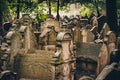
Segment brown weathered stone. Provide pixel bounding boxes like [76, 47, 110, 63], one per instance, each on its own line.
[40, 18, 61, 32]
[73, 26, 82, 43]
[53, 32, 74, 80]
[19, 14, 37, 54]
[100, 23, 110, 39]
[96, 44, 109, 75]
[5, 29, 22, 69]
[24, 25, 37, 53]
[77, 42, 102, 62]
[15, 50, 54, 80]
[82, 28, 95, 42]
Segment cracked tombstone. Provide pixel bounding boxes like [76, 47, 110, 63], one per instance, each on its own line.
[51, 32, 75, 80]
[19, 14, 37, 54]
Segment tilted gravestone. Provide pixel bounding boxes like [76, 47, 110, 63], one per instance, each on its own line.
[81, 28, 95, 43]
[100, 23, 110, 39]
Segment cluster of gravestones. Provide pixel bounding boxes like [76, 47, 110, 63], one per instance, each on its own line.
[1, 14, 120, 80]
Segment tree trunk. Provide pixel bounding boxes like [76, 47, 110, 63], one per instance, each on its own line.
[106, 0, 118, 35]
[0, 2, 3, 35]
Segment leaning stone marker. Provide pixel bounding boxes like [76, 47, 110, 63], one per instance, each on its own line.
[100, 23, 110, 39]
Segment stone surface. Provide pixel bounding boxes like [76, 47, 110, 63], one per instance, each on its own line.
[82, 28, 95, 43]
[100, 23, 110, 39]
[73, 26, 82, 43]
[96, 44, 109, 75]
[14, 50, 54, 80]
[77, 42, 102, 61]
[40, 18, 61, 32]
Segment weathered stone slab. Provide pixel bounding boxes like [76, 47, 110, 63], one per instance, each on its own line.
[19, 14, 37, 54]
[82, 28, 95, 43]
[104, 31, 116, 54]
[52, 32, 74, 80]
[24, 25, 37, 53]
[40, 18, 61, 32]
[5, 29, 22, 69]
[77, 43, 102, 61]
[14, 50, 54, 80]
[73, 26, 82, 43]
[96, 44, 109, 75]
[100, 23, 110, 39]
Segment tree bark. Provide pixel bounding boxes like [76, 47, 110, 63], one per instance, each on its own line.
[0, 1, 3, 35]
[106, 0, 118, 35]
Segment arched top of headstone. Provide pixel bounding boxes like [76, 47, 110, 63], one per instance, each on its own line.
[20, 14, 32, 25]
[41, 18, 61, 32]
[57, 32, 72, 41]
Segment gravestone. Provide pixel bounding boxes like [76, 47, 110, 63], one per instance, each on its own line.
[19, 14, 37, 54]
[104, 31, 116, 54]
[47, 26, 57, 45]
[100, 23, 110, 39]
[40, 18, 61, 33]
[96, 44, 109, 75]
[5, 28, 22, 69]
[73, 26, 82, 43]
[51, 32, 75, 80]
[82, 28, 95, 43]
[15, 50, 54, 80]
[39, 26, 57, 51]
[76, 42, 103, 79]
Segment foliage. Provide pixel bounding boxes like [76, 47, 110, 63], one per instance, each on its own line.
[34, 1, 47, 22]
[79, 3, 94, 17]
